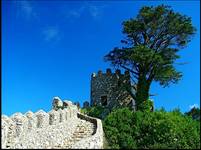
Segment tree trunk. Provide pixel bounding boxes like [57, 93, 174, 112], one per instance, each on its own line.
[135, 74, 150, 111]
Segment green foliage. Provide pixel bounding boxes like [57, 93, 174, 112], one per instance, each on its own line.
[138, 99, 154, 112]
[104, 5, 196, 111]
[103, 133, 110, 149]
[103, 108, 137, 149]
[80, 106, 105, 119]
[80, 108, 88, 114]
[55, 105, 64, 110]
[103, 108, 200, 149]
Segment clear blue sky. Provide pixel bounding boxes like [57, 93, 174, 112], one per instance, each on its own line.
[2, 0, 200, 116]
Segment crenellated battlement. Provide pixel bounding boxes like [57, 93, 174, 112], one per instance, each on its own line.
[2, 96, 104, 149]
[90, 68, 134, 109]
[91, 68, 130, 78]
[1, 97, 79, 149]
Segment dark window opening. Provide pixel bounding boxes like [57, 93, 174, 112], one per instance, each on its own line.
[101, 96, 107, 106]
[118, 81, 121, 87]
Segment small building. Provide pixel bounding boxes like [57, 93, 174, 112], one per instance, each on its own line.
[90, 68, 136, 111]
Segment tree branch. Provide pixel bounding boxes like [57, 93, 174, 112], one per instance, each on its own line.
[120, 64, 139, 76]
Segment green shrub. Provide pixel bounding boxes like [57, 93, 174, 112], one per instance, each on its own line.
[80, 108, 88, 114]
[138, 99, 154, 112]
[103, 108, 137, 149]
[55, 105, 64, 110]
[103, 108, 200, 149]
[80, 106, 106, 119]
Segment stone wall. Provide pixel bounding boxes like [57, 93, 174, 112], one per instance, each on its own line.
[90, 68, 135, 110]
[1, 102, 78, 149]
[72, 113, 104, 149]
[1, 97, 104, 149]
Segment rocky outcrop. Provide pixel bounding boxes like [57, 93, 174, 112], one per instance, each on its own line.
[1, 97, 103, 149]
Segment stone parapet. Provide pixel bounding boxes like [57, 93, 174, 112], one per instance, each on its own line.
[1, 101, 78, 149]
[1, 98, 104, 149]
[72, 113, 104, 149]
[91, 68, 130, 78]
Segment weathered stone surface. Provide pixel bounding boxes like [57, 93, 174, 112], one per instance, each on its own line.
[10, 113, 28, 138]
[48, 110, 60, 125]
[71, 113, 103, 149]
[35, 110, 49, 128]
[52, 97, 63, 110]
[1, 118, 9, 148]
[90, 68, 135, 110]
[57, 109, 66, 123]
[25, 111, 37, 129]
[1, 98, 103, 149]
[63, 100, 73, 108]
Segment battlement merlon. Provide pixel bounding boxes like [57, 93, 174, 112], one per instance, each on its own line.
[1, 97, 80, 149]
[1, 97, 106, 149]
[91, 68, 131, 78]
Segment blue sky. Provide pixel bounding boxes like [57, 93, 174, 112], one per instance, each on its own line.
[2, 0, 200, 116]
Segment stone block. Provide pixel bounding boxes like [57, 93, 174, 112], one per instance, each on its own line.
[1, 118, 9, 148]
[48, 109, 60, 125]
[25, 111, 37, 129]
[10, 113, 28, 138]
[52, 97, 63, 110]
[35, 110, 49, 128]
[57, 109, 66, 123]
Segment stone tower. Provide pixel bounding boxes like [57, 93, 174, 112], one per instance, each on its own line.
[90, 68, 135, 110]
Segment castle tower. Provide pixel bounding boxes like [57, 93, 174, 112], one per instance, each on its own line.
[90, 68, 135, 110]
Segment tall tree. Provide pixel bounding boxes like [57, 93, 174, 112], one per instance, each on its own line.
[104, 5, 196, 111]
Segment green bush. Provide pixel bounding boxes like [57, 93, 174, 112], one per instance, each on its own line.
[103, 108, 137, 149]
[103, 108, 200, 149]
[80, 106, 106, 119]
[138, 99, 154, 112]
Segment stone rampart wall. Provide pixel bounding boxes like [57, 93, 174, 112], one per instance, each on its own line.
[1, 105, 78, 149]
[1, 97, 104, 149]
[72, 113, 104, 149]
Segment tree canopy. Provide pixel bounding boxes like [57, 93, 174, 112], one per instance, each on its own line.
[104, 5, 196, 110]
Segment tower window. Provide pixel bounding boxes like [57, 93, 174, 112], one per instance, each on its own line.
[118, 81, 121, 87]
[101, 96, 107, 106]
